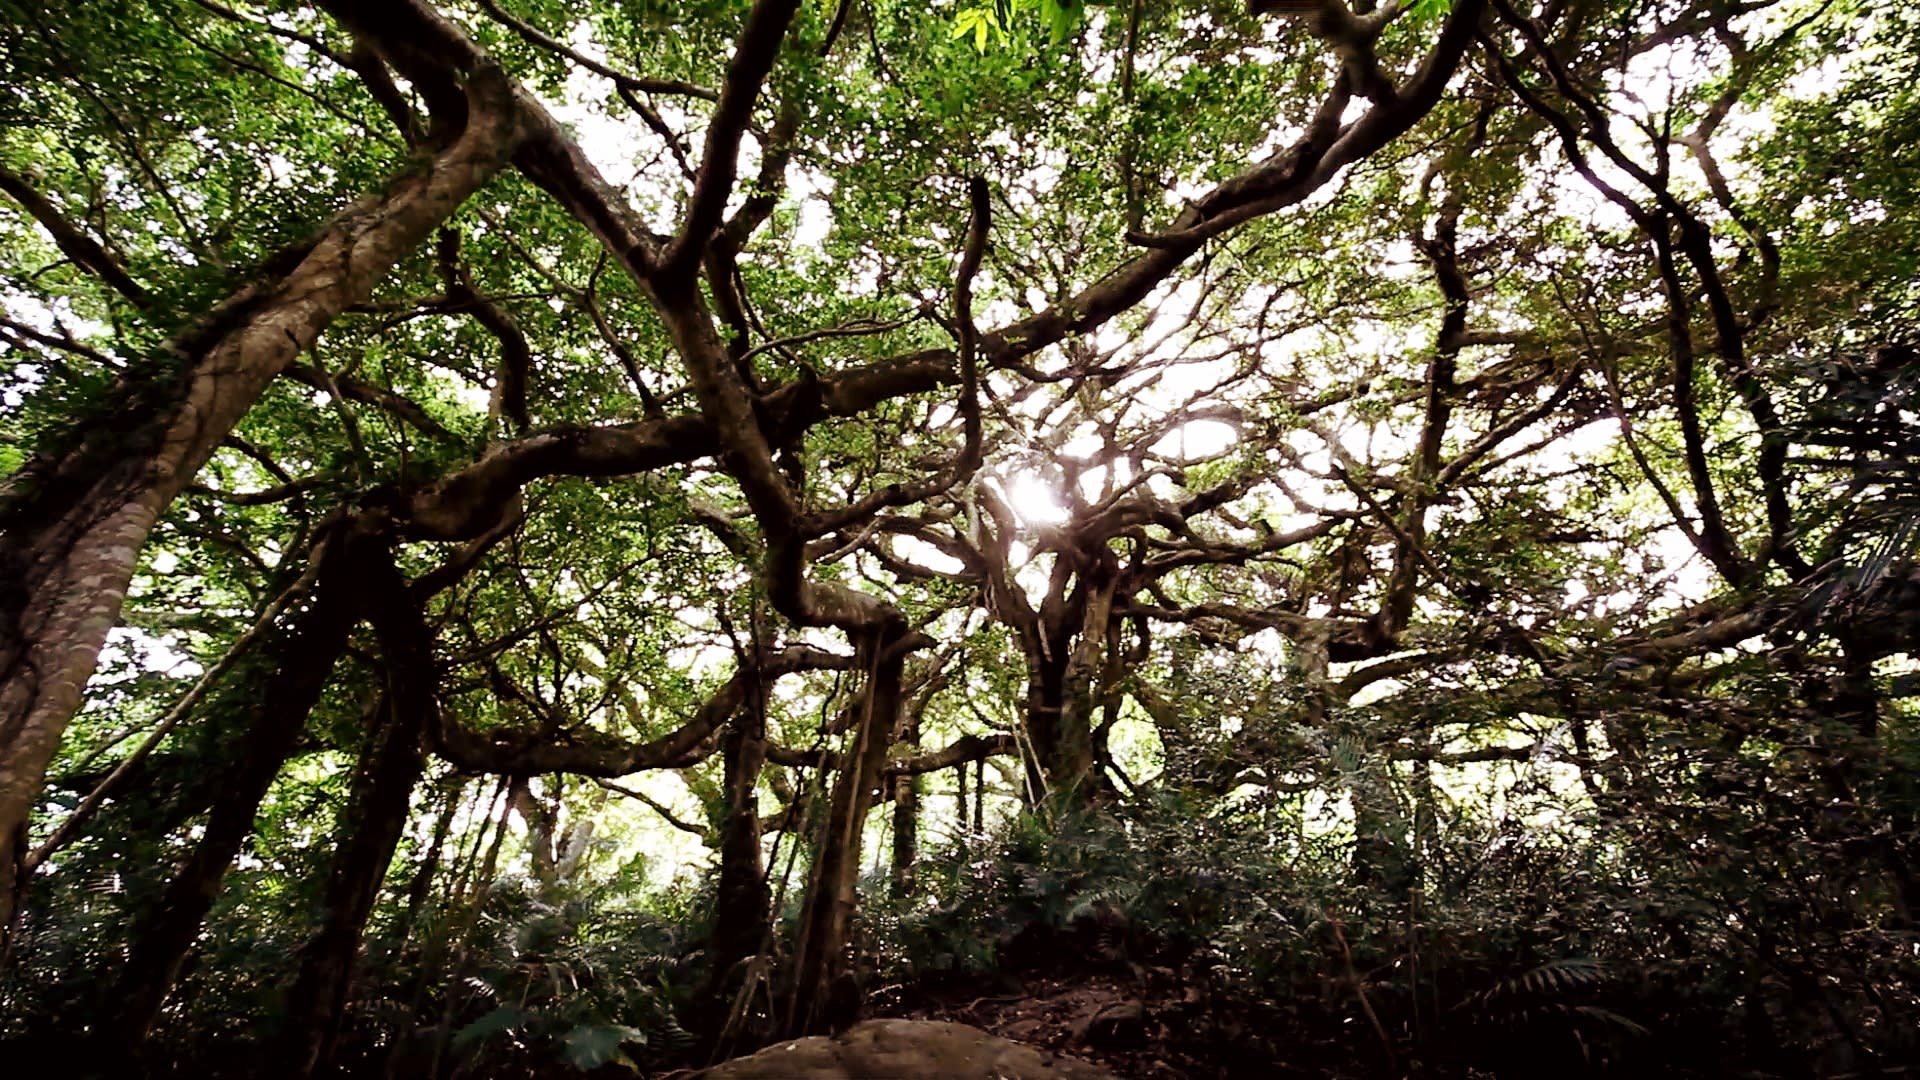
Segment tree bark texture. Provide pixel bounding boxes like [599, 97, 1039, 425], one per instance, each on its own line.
[0, 61, 526, 929]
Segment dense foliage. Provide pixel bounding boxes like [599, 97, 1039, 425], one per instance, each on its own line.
[1, 0, 1917, 1076]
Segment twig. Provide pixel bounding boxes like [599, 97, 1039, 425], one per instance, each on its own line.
[473, 0, 717, 100]
[594, 778, 709, 836]
[1327, 906, 1398, 1074]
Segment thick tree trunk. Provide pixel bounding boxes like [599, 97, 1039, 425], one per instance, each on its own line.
[103, 526, 370, 1055]
[0, 69, 525, 929]
[282, 534, 477, 1076]
[1023, 658, 1070, 801]
[695, 704, 775, 1059]
[1022, 567, 1118, 804]
[1815, 639, 1915, 928]
[1056, 571, 1118, 802]
[787, 631, 907, 1036]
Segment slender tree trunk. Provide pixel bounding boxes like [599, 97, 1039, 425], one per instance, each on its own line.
[281, 679, 428, 1076]
[422, 785, 515, 1080]
[710, 707, 771, 987]
[103, 525, 371, 1056]
[0, 66, 525, 930]
[973, 758, 985, 837]
[1349, 756, 1413, 894]
[954, 760, 969, 851]
[509, 776, 560, 888]
[388, 778, 462, 966]
[787, 630, 906, 1035]
[890, 708, 920, 900]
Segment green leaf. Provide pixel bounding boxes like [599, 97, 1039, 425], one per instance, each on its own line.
[451, 1005, 527, 1052]
[562, 1023, 646, 1071]
[951, 9, 994, 52]
[1041, 0, 1082, 44]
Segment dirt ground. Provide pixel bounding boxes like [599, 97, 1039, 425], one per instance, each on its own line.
[867, 963, 1331, 1079]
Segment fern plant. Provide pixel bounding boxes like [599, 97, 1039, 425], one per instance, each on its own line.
[381, 875, 699, 1077]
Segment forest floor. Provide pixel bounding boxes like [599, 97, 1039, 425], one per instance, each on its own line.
[867, 952, 1338, 1079]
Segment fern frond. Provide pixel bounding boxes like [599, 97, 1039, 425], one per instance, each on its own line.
[1476, 956, 1605, 1005]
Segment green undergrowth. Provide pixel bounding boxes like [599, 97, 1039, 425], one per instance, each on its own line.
[860, 788, 1920, 1077]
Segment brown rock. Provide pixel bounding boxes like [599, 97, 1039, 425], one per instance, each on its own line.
[696, 1019, 1121, 1080]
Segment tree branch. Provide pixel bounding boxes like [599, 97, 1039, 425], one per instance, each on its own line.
[0, 167, 149, 308]
[659, 0, 802, 275]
